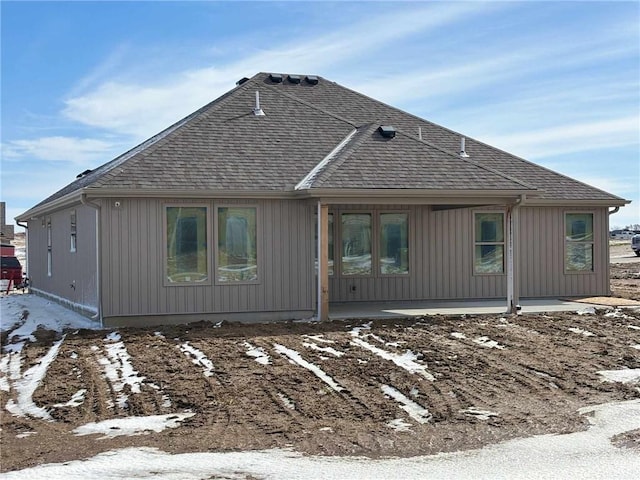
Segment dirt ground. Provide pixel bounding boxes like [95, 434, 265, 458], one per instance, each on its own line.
[1, 247, 639, 473]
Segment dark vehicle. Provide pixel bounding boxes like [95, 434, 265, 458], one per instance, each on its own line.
[1, 256, 23, 285]
[632, 234, 640, 257]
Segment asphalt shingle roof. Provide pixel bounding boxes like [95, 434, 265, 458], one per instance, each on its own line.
[32, 71, 625, 210]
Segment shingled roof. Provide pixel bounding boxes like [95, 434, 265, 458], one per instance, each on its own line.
[26, 71, 627, 215]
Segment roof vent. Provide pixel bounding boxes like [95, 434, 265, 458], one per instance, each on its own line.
[287, 74, 301, 84]
[378, 125, 396, 139]
[459, 137, 470, 158]
[76, 169, 92, 178]
[269, 73, 283, 83]
[236, 77, 249, 86]
[305, 75, 319, 85]
[253, 91, 265, 116]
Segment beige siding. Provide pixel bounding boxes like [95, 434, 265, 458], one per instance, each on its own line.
[26, 205, 98, 312]
[100, 198, 315, 318]
[329, 204, 609, 302]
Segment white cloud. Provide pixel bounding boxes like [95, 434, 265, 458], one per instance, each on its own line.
[61, 2, 500, 140]
[481, 116, 640, 159]
[2, 136, 119, 165]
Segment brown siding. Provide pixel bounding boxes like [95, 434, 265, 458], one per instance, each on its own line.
[26, 205, 98, 311]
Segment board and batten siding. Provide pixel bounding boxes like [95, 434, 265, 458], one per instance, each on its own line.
[26, 204, 98, 313]
[100, 198, 315, 320]
[329, 205, 610, 302]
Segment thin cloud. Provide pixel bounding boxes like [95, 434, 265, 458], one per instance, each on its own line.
[62, 2, 503, 140]
[2, 136, 119, 165]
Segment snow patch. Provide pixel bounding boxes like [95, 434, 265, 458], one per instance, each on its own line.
[273, 344, 345, 393]
[472, 336, 505, 349]
[577, 307, 596, 315]
[451, 332, 466, 339]
[387, 418, 412, 431]
[302, 334, 335, 344]
[302, 342, 345, 358]
[178, 342, 215, 377]
[277, 392, 296, 410]
[460, 407, 499, 420]
[628, 325, 640, 331]
[350, 338, 435, 381]
[243, 341, 271, 365]
[381, 384, 432, 424]
[568, 327, 595, 337]
[5, 337, 65, 420]
[53, 389, 86, 408]
[95, 333, 146, 409]
[15, 431, 36, 439]
[598, 368, 640, 384]
[604, 309, 635, 320]
[73, 412, 195, 439]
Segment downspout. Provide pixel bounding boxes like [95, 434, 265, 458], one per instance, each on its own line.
[608, 206, 620, 216]
[607, 206, 619, 296]
[81, 194, 103, 326]
[506, 194, 526, 314]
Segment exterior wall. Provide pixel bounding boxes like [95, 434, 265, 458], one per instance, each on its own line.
[329, 204, 610, 302]
[26, 204, 98, 313]
[100, 198, 315, 322]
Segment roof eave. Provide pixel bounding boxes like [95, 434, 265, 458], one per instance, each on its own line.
[15, 190, 85, 222]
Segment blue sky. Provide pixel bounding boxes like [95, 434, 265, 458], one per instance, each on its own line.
[2, 1, 639, 229]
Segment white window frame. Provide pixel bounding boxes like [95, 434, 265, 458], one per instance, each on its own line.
[564, 211, 595, 274]
[70, 210, 77, 253]
[473, 210, 505, 275]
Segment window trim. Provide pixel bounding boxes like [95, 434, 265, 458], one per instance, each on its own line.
[472, 210, 506, 276]
[214, 203, 261, 285]
[378, 211, 410, 277]
[335, 209, 411, 278]
[163, 203, 212, 287]
[70, 210, 77, 253]
[564, 211, 595, 275]
[47, 218, 52, 277]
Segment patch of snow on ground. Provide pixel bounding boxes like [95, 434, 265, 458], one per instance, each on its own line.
[95, 333, 146, 409]
[604, 309, 635, 320]
[15, 431, 36, 439]
[598, 368, 640, 384]
[568, 327, 595, 337]
[577, 306, 596, 315]
[381, 384, 432, 424]
[73, 412, 195, 439]
[460, 407, 499, 421]
[243, 341, 271, 365]
[472, 336, 505, 349]
[1, 294, 99, 353]
[632, 344, 640, 350]
[277, 392, 296, 410]
[5, 337, 65, 420]
[350, 338, 435, 381]
[273, 344, 345, 393]
[178, 342, 215, 377]
[387, 418, 412, 432]
[628, 325, 640, 331]
[4, 400, 640, 480]
[450, 332, 466, 339]
[302, 334, 334, 344]
[53, 389, 86, 408]
[302, 342, 345, 357]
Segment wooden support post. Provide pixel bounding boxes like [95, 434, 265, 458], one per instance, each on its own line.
[317, 202, 329, 321]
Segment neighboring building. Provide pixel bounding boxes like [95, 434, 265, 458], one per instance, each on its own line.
[610, 229, 637, 240]
[1, 202, 15, 242]
[16, 73, 630, 327]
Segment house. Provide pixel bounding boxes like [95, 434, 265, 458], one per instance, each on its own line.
[16, 72, 630, 327]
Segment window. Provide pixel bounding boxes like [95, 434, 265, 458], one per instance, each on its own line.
[314, 213, 334, 275]
[217, 206, 257, 282]
[47, 219, 52, 276]
[341, 213, 372, 275]
[70, 211, 77, 253]
[166, 206, 209, 283]
[474, 212, 504, 274]
[379, 213, 408, 275]
[565, 213, 594, 272]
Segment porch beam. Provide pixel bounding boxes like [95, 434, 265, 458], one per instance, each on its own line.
[317, 202, 329, 321]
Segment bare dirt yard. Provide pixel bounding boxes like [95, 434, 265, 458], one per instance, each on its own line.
[1, 246, 639, 473]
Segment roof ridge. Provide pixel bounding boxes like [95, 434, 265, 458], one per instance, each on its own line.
[302, 123, 379, 189]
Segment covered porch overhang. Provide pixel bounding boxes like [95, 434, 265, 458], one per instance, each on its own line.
[305, 189, 534, 321]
